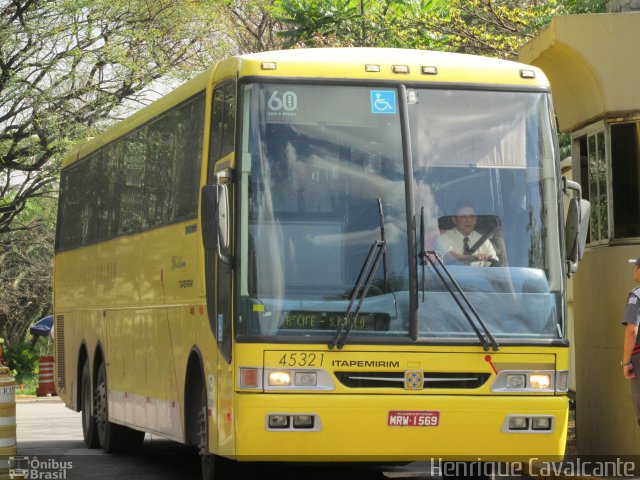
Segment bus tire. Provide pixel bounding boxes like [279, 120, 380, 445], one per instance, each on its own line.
[95, 361, 145, 453]
[197, 393, 246, 480]
[198, 404, 228, 480]
[81, 360, 100, 448]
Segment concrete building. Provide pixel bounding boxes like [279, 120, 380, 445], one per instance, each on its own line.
[520, 8, 640, 455]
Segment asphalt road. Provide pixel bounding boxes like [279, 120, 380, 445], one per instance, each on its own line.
[16, 396, 203, 479]
[16, 396, 640, 480]
[14, 397, 430, 480]
[15, 397, 534, 480]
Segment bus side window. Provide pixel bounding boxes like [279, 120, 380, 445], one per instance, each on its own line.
[209, 82, 236, 173]
[206, 80, 237, 364]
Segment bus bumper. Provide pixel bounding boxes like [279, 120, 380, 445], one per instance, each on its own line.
[234, 393, 568, 462]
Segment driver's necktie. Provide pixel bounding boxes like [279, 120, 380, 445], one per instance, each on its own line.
[463, 236, 471, 255]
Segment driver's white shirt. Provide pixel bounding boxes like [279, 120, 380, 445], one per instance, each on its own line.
[436, 228, 497, 260]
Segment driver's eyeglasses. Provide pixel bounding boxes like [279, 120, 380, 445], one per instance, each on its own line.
[457, 215, 476, 220]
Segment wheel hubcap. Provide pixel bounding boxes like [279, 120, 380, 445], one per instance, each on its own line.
[197, 406, 208, 456]
[95, 378, 106, 436]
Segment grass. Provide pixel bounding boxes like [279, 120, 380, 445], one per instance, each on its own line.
[15, 373, 38, 396]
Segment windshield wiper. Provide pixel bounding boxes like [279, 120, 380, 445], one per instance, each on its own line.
[418, 207, 428, 302]
[329, 199, 387, 350]
[418, 208, 499, 352]
[378, 198, 389, 293]
[426, 252, 499, 351]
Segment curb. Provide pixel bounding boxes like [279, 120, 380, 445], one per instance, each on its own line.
[15, 395, 61, 403]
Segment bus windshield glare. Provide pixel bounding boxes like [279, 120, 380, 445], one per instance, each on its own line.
[237, 82, 563, 344]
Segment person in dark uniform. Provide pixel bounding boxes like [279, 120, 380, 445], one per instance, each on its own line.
[622, 257, 640, 425]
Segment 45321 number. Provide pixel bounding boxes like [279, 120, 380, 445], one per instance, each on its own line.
[278, 352, 325, 367]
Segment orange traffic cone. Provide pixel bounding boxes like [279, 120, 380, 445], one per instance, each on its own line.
[36, 355, 56, 396]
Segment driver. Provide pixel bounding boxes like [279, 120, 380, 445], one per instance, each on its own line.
[436, 201, 498, 266]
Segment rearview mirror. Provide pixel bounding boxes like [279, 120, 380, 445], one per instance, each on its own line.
[216, 184, 230, 252]
[565, 196, 590, 275]
[200, 183, 232, 264]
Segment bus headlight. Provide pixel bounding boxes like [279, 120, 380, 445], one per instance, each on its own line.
[268, 371, 291, 386]
[293, 415, 315, 428]
[531, 417, 552, 430]
[262, 368, 335, 390]
[505, 374, 526, 389]
[294, 371, 317, 387]
[491, 370, 556, 392]
[268, 415, 290, 428]
[266, 413, 322, 431]
[529, 374, 551, 389]
[509, 417, 529, 430]
[503, 415, 554, 433]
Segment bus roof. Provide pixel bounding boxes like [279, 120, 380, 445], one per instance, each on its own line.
[232, 48, 548, 86]
[63, 48, 548, 168]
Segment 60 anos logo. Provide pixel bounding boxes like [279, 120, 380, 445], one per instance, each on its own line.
[267, 91, 298, 116]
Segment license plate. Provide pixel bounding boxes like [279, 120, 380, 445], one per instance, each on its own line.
[387, 410, 440, 427]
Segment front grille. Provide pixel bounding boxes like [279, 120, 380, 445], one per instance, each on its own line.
[334, 371, 490, 389]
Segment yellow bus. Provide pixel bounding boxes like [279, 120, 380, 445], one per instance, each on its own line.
[54, 48, 589, 478]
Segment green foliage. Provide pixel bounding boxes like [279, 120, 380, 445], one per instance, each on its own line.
[15, 375, 38, 396]
[558, 132, 572, 161]
[273, 0, 438, 48]
[561, 0, 608, 13]
[273, 0, 362, 47]
[0, 195, 55, 350]
[273, 0, 611, 57]
[4, 341, 40, 384]
[386, 0, 565, 58]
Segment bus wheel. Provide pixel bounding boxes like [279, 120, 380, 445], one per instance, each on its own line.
[198, 405, 224, 479]
[197, 404, 246, 480]
[95, 361, 145, 453]
[81, 360, 99, 448]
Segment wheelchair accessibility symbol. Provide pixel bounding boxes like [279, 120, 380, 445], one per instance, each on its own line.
[370, 90, 397, 114]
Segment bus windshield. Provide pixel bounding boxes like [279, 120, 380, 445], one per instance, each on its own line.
[237, 82, 563, 344]
[409, 88, 563, 342]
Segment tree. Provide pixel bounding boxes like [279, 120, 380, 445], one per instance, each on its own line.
[401, 0, 561, 57]
[273, 0, 609, 56]
[273, 0, 361, 47]
[273, 0, 435, 48]
[0, 194, 55, 350]
[219, 0, 282, 53]
[0, 0, 232, 234]
[1, 0, 286, 356]
[394, 0, 610, 58]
